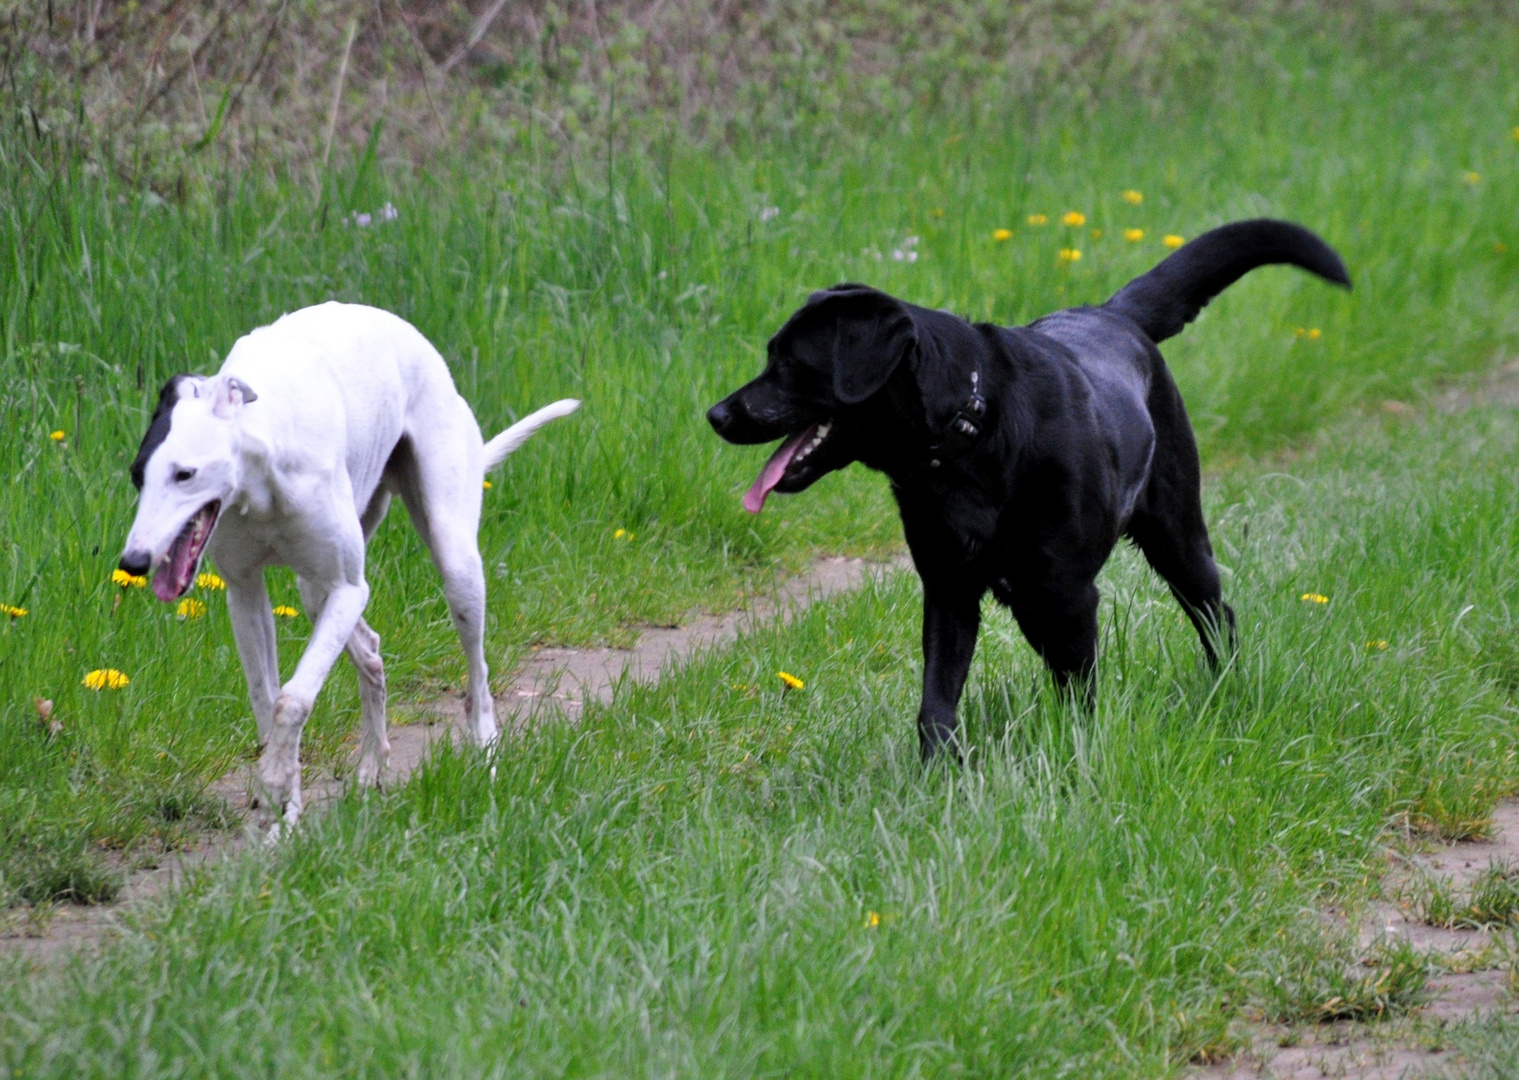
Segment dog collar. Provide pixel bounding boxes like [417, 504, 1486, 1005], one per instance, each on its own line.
[925, 366, 986, 468]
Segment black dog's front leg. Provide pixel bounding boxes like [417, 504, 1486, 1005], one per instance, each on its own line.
[917, 580, 982, 761]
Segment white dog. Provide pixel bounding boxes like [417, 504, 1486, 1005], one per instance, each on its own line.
[119, 302, 579, 827]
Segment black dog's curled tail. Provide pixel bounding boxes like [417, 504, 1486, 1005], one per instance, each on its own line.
[1104, 218, 1351, 344]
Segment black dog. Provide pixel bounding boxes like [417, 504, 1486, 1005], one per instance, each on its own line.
[708, 219, 1350, 758]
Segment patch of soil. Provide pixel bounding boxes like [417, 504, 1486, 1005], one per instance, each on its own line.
[0, 553, 908, 963]
[1192, 802, 1519, 1079]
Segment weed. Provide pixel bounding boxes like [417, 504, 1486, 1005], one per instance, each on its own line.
[1264, 937, 1431, 1024]
[0, 842, 120, 907]
[1404, 863, 1519, 930]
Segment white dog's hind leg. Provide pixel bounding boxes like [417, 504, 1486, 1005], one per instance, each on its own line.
[437, 541, 496, 747]
[225, 571, 281, 747]
[412, 522, 495, 746]
[391, 437, 498, 748]
[346, 617, 389, 787]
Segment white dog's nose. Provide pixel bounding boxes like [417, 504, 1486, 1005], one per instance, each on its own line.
[119, 550, 152, 576]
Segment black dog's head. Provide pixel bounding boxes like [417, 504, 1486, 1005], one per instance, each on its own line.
[707, 285, 927, 512]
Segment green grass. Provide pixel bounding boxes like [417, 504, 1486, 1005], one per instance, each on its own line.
[3, 18, 1519, 1073]
[7, 378, 1519, 1075]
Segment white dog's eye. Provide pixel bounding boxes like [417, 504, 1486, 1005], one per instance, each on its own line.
[174, 467, 197, 483]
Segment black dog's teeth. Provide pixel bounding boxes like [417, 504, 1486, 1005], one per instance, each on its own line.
[791, 423, 832, 467]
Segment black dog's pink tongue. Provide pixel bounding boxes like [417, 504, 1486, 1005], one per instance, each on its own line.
[743, 427, 815, 514]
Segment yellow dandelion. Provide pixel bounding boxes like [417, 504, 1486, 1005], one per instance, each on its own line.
[82, 668, 130, 690]
[111, 569, 147, 588]
[1121, 189, 1143, 204]
[1061, 211, 1086, 227]
[1367, 640, 1388, 651]
[1058, 248, 1082, 263]
[1123, 228, 1145, 242]
[177, 598, 206, 620]
[1300, 592, 1330, 605]
[272, 605, 299, 618]
[865, 910, 881, 929]
[931, 207, 945, 218]
[1026, 213, 1047, 226]
[777, 670, 804, 691]
[49, 430, 65, 442]
[1163, 234, 1185, 248]
[1464, 171, 1482, 185]
[196, 572, 225, 590]
[992, 228, 1012, 242]
[1306, 328, 1322, 340]
[1, 603, 26, 618]
[482, 479, 493, 490]
[1513, 126, 1519, 142]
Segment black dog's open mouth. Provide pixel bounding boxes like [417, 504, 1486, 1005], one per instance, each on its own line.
[743, 423, 833, 513]
[152, 501, 220, 601]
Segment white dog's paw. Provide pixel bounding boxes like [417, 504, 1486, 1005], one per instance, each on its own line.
[471, 714, 500, 749]
[256, 753, 302, 826]
[355, 749, 389, 790]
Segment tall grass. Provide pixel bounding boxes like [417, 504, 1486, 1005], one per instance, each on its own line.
[2, 26, 1518, 904]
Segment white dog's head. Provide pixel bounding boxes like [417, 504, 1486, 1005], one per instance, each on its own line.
[120, 374, 257, 601]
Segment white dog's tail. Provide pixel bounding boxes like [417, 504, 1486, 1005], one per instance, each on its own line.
[482, 399, 582, 471]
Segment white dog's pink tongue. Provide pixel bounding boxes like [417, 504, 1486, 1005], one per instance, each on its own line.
[743, 427, 814, 514]
[152, 555, 184, 602]
[152, 508, 209, 601]
[153, 532, 192, 602]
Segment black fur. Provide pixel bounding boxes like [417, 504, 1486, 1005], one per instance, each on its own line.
[130, 375, 189, 491]
[1106, 219, 1350, 342]
[708, 218, 1351, 758]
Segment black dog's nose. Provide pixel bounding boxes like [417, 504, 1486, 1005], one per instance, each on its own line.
[119, 551, 151, 576]
[706, 400, 732, 434]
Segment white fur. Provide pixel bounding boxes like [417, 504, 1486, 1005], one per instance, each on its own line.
[120, 302, 579, 830]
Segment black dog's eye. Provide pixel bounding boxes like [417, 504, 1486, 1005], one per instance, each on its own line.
[174, 467, 197, 483]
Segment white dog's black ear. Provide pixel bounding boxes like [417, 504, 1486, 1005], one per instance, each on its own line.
[130, 375, 194, 489]
[213, 376, 259, 417]
[807, 288, 918, 405]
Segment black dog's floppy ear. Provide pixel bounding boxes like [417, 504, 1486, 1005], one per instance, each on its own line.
[794, 287, 918, 405]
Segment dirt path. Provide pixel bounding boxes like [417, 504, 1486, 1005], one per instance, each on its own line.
[1192, 803, 1519, 1080]
[1, 553, 909, 962]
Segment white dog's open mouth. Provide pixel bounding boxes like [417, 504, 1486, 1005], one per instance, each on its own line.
[153, 501, 220, 601]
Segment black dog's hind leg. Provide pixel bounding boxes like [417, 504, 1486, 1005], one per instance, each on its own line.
[1128, 372, 1237, 667]
[1126, 461, 1236, 666]
[1128, 508, 1236, 666]
[1003, 576, 1101, 709]
[918, 578, 982, 761]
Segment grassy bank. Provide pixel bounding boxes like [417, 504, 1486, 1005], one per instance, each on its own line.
[2, 24, 1518, 913]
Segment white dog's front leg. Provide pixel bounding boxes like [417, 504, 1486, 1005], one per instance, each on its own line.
[256, 579, 370, 826]
[258, 691, 310, 831]
[225, 571, 280, 746]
